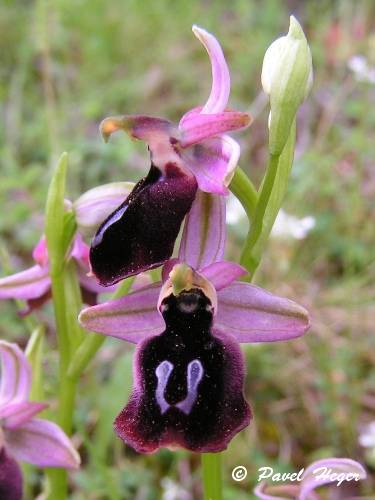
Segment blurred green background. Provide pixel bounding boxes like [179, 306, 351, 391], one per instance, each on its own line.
[0, 0, 374, 498]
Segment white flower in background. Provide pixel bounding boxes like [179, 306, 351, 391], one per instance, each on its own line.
[161, 478, 191, 500]
[226, 193, 246, 225]
[348, 55, 375, 84]
[271, 209, 315, 240]
[359, 422, 375, 448]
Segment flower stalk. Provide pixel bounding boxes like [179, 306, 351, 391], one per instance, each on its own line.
[44, 153, 80, 499]
[229, 167, 258, 221]
[240, 121, 296, 278]
[202, 453, 222, 500]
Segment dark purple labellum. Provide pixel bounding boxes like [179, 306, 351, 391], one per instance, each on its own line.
[90, 164, 198, 286]
[114, 289, 251, 453]
[0, 448, 23, 500]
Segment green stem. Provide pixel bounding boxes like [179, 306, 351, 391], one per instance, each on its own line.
[63, 261, 85, 352]
[240, 121, 296, 279]
[240, 153, 279, 278]
[46, 469, 67, 500]
[50, 272, 71, 378]
[46, 267, 80, 498]
[202, 453, 222, 500]
[47, 272, 75, 499]
[229, 167, 258, 221]
[44, 153, 74, 499]
[68, 277, 135, 379]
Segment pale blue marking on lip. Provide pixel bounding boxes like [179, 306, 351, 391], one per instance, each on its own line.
[176, 359, 203, 414]
[155, 359, 204, 415]
[155, 360, 173, 414]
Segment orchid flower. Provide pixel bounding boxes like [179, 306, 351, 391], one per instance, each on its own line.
[89, 25, 251, 286]
[254, 457, 366, 500]
[0, 182, 133, 314]
[79, 240, 310, 454]
[0, 341, 80, 498]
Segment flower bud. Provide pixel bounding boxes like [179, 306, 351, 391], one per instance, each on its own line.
[261, 16, 313, 155]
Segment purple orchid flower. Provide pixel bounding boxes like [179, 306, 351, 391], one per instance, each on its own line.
[0, 182, 133, 314]
[79, 248, 310, 454]
[254, 457, 367, 500]
[0, 234, 104, 315]
[0, 341, 80, 499]
[89, 25, 251, 286]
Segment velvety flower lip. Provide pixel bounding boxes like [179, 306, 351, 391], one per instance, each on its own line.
[114, 268, 251, 453]
[80, 261, 309, 453]
[89, 26, 251, 286]
[79, 190, 309, 454]
[0, 448, 23, 500]
[90, 164, 198, 286]
[0, 341, 80, 497]
[254, 457, 367, 500]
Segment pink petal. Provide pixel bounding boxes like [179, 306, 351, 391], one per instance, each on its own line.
[71, 234, 117, 295]
[191, 26, 230, 114]
[215, 283, 310, 343]
[179, 191, 226, 268]
[179, 106, 203, 128]
[254, 482, 302, 499]
[300, 458, 367, 500]
[100, 114, 173, 143]
[0, 401, 48, 429]
[0, 341, 31, 407]
[100, 115, 188, 175]
[201, 261, 247, 290]
[182, 135, 241, 194]
[32, 236, 48, 266]
[70, 234, 90, 265]
[179, 111, 250, 149]
[5, 418, 80, 469]
[0, 265, 51, 301]
[78, 283, 163, 343]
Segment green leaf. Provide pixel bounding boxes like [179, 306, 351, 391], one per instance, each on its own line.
[25, 326, 45, 402]
[44, 152, 68, 275]
[62, 210, 78, 260]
